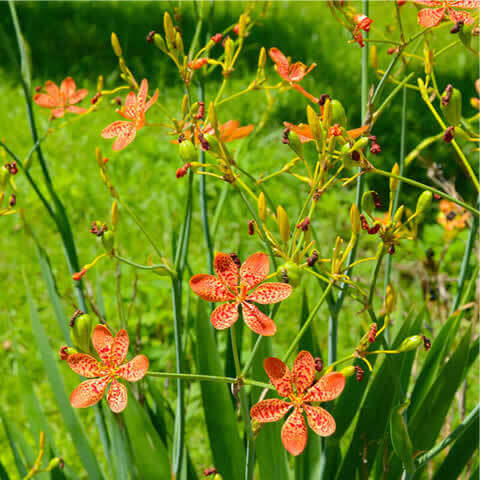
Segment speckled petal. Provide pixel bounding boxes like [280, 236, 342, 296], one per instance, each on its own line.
[240, 252, 270, 291]
[51, 108, 65, 118]
[107, 379, 128, 413]
[447, 7, 474, 24]
[112, 124, 137, 151]
[250, 399, 292, 423]
[92, 324, 113, 365]
[246, 282, 292, 305]
[145, 89, 159, 112]
[417, 7, 445, 27]
[110, 329, 129, 367]
[214, 252, 239, 290]
[45, 81, 60, 103]
[65, 105, 87, 114]
[210, 302, 239, 330]
[136, 79, 148, 116]
[117, 355, 149, 382]
[68, 88, 88, 105]
[281, 407, 308, 456]
[304, 404, 336, 437]
[190, 274, 235, 302]
[33, 93, 57, 108]
[268, 47, 290, 82]
[70, 376, 110, 408]
[60, 77, 76, 99]
[304, 372, 346, 403]
[451, 0, 480, 8]
[292, 350, 315, 394]
[67, 353, 103, 378]
[242, 302, 276, 336]
[263, 356, 293, 397]
[101, 120, 132, 139]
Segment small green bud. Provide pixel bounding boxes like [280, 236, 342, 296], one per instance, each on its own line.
[390, 163, 400, 192]
[330, 99, 347, 128]
[276, 261, 302, 287]
[111, 32, 122, 57]
[46, 458, 61, 471]
[361, 190, 376, 216]
[415, 191, 432, 222]
[258, 192, 267, 222]
[393, 205, 404, 224]
[440, 86, 462, 126]
[307, 105, 323, 142]
[71, 313, 92, 353]
[351, 136, 369, 152]
[179, 140, 197, 163]
[397, 335, 423, 352]
[111, 201, 119, 230]
[322, 98, 332, 129]
[351, 204, 361, 235]
[286, 130, 303, 157]
[102, 230, 115, 253]
[153, 33, 167, 52]
[277, 206, 290, 244]
[0, 166, 9, 187]
[340, 366, 356, 377]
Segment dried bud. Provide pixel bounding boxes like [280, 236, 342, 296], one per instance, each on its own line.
[9, 194, 16, 207]
[176, 163, 191, 178]
[229, 253, 241, 268]
[146, 30, 157, 43]
[306, 250, 319, 267]
[248, 219, 255, 235]
[111, 32, 123, 57]
[197, 132, 210, 151]
[204, 467, 218, 477]
[296, 217, 310, 231]
[318, 94, 330, 106]
[360, 214, 369, 231]
[277, 206, 290, 243]
[72, 268, 87, 281]
[398, 335, 423, 352]
[388, 244, 396, 255]
[367, 223, 381, 235]
[422, 335, 431, 351]
[314, 357, 323, 372]
[59, 346, 70, 360]
[6, 161, 18, 175]
[441, 84, 453, 106]
[371, 191, 381, 209]
[368, 323, 377, 343]
[355, 365, 364, 381]
[197, 101, 205, 120]
[370, 142, 381, 154]
[450, 21, 463, 34]
[443, 126, 455, 143]
[188, 58, 209, 70]
[91, 92, 101, 104]
[258, 192, 267, 222]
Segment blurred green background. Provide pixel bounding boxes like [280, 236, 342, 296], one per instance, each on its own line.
[0, 1, 478, 477]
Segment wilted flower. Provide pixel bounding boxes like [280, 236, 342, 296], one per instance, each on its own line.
[250, 351, 345, 455]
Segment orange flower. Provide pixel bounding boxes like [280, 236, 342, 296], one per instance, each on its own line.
[413, 0, 479, 27]
[101, 79, 159, 151]
[66, 324, 149, 413]
[353, 13, 373, 32]
[269, 48, 318, 103]
[250, 351, 345, 455]
[190, 252, 292, 336]
[437, 199, 470, 231]
[33, 77, 88, 118]
[188, 58, 209, 70]
[172, 120, 254, 144]
[284, 121, 369, 142]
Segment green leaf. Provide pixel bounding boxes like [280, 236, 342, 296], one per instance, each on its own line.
[1, 414, 28, 478]
[0, 459, 10, 480]
[122, 388, 171, 478]
[104, 407, 131, 480]
[194, 300, 245, 480]
[390, 402, 414, 473]
[25, 275, 104, 480]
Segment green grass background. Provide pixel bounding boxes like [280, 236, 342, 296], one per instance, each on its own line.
[0, 1, 478, 477]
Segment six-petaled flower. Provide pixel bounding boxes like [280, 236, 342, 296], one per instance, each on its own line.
[34, 77, 88, 118]
[250, 351, 345, 455]
[65, 324, 149, 413]
[413, 0, 479, 27]
[190, 252, 292, 336]
[269, 48, 319, 103]
[101, 78, 159, 151]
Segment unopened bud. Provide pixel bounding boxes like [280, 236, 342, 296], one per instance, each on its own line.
[46, 458, 61, 471]
[385, 284, 395, 314]
[415, 191, 432, 222]
[111, 200, 119, 229]
[179, 140, 197, 163]
[442, 126, 455, 143]
[102, 230, 115, 253]
[393, 205, 404, 224]
[314, 357, 323, 372]
[164, 12, 176, 45]
[258, 192, 267, 222]
[390, 163, 400, 192]
[370, 45, 378, 70]
[70, 313, 92, 353]
[361, 190, 375, 216]
[286, 130, 303, 156]
[258, 47, 267, 69]
[175, 31, 184, 56]
[351, 204, 361, 235]
[153, 33, 167, 51]
[322, 98, 332, 129]
[248, 220, 255, 236]
[330, 99, 347, 128]
[340, 365, 356, 377]
[398, 335, 423, 352]
[307, 105, 322, 141]
[111, 32, 122, 57]
[440, 86, 461, 125]
[277, 206, 290, 243]
[208, 102, 218, 130]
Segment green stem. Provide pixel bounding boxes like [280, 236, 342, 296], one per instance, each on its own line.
[241, 335, 263, 378]
[368, 246, 385, 310]
[372, 169, 480, 216]
[230, 321, 242, 377]
[114, 254, 175, 276]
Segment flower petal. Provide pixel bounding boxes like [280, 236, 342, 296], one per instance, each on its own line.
[60, 77, 76, 99]
[288, 61, 316, 82]
[101, 120, 132, 139]
[145, 89, 159, 112]
[65, 105, 87, 114]
[214, 252, 239, 291]
[117, 354, 149, 382]
[291, 83, 319, 103]
[240, 252, 270, 291]
[123, 91, 137, 119]
[304, 404, 336, 437]
[304, 372, 346, 403]
[269, 47, 290, 81]
[242, 302, 276, 336]
[347, 124, 369, 140]
[292, 350, 315, 394]
[45, 81, 60, 103]
[110, 329, 129, 366]
[67, 353, 103, 378]
[92, 324, 113, 365]
[33, 93, 57, 108]
[250, 399, 292, 423]
[450, 0, 480, 8]
[112, 124, 137, 151]
[68, 89, 88, 105]
[246, 282, 292, 305]
[417, 7, 445, 27]
[136, 78, 148, 116]
[189, 274, 235, 302]
[107, 379, 128, 413]
[263, 356, 293, 397]
[70, 376, 109, 408]
[447, 7, 474, 24]
[281, 407, 307, 456]
[51, 108, 65, 118]
[211, 302, 239, 330]
[283, 122, 314, 143]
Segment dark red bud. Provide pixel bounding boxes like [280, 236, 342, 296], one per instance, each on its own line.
[296, 217, 310, 231]
[450, 21, 463, 34]
[442, 126, 455, 143]
[203, 467, 218, 477]
[146, 30, 157, 43]
[211, 33, 223, 43]
[388, 244, 395, 255]
[368, 323, 377, 343]
[307, 250, 319, 267]
[360, 214, 369, 231]
[248, 220, 255, 235]
[59, 346, 70, 360]
[176, 163, 191, 178]
[114, 96, 122, 106]
[229, 253, 241, 268]
[371, 191, 382, 209]
[355, 365, 364, 382]
[318, 94, 330, 106]
[368, 223, 381, 235]
[69, 309, 84, 327]
[9, 194, 16, 207]
[198, 132, 210, 151]
[282, 127, 290, 145]
[422, 335, 431, 351]
[314, 356, 323, 372]
[441, 85, 453, 106]
[370, 142, 381, 154]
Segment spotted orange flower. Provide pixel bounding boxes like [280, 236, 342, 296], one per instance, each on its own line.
[251, 351, 345, 455]
[172, 120, 254, 144]
[284, 121, 369, 142]
[437, 199, 470, 231]
[190, 252, 292, 336]
[269, 48, 318, 103]
[66, 324, 149, 413]
[413, 0, 479, 27]
[34, 77, 88, 118]
[101, 79, 159, 151]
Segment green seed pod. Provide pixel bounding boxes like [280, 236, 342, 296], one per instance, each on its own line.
[397, 335, 423, 353]
[330, 99, 347, 128]
[153, 33, 167, 52]
[287, 130, 303, 157]
[202, 133, 222, 155]
[276, 261, 302, 287]
[340, 365, 356, 377]
[71, 313, 92, 353]
[179, 140, 197, 163]
[351, 204, 361, 235]
[415, 191, 432, 222]
[361, 190, 376, 216]
[440, 86, 462, 126]
[102, 230, 115, 253]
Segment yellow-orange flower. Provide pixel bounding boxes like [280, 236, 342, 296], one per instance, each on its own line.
[437, 200, 470, 231]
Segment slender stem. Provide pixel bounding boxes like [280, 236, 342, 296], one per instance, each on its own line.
[283, 282, 334, 362]
[114, 254, 175, 276]
[230, 322, 242, 377]
[372, 169, 479, 216]
[241, 335, 263, 378]
[368, 246, 385, 310]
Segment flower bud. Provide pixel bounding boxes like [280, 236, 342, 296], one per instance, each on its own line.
[361, 190, 375, 216]
[258, 192, 267, 222]
[208, 102, 218, 130]
[286, 130, 303, 157]
[322, 98, 332, 129]
[111, 32, 123, 57]
[330, 99, 347, 128]
[307, 105, 323, 142]
[351, 204, 361, 235]
[258, 47, 267, 69]
[370, 45, 378, 70]
[102, 230, 115, 253]
[164, 12, 176, 45]
[95, 147, 104, 167]
[202, 133, 221, 154]
[440, 86, 462, 126]
[340, 366, 356, 377]
[393, 205, 404, 224]
[385, 284, 395, 314]
[175, 31, 184, 56]
[111, 200, 119, 229]
[46, 458, 61, 471]
[277, 206, 290, 243]
[224, 37, 234, 63]
[96, 75, 104, 92]
[70, 313, 92, 353]
[390, 163, 400, 192]
[276, 261, 302, 287]
[153, 33, 167, 52]
[181, 94, 189, 118]
[179, 140, 197, 163]
[415, 191, 432, 222]
[398, 335, 423, 352]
